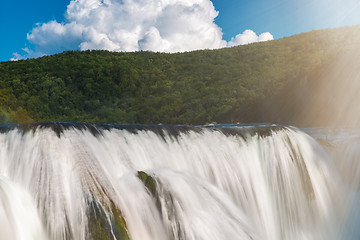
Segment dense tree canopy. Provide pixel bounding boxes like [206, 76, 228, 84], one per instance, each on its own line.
[1, 25, 360, 126]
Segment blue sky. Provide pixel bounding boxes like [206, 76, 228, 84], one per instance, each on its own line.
[0, 0, 65, 61]
[213, 0, 360, 39]
[1, 0, 360, 62]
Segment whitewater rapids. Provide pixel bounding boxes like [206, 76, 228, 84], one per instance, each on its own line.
[0, 123, 357, 240]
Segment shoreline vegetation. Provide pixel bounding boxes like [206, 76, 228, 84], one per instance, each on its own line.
[1, 25, 360, 126]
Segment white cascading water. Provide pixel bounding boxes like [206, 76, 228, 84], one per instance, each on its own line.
[0, 123, 356, 240]
[0, 176, 47, 240]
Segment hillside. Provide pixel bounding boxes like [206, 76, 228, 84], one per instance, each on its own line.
[1, 25, 360, 126]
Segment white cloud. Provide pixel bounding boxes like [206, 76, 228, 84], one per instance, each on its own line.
[258, 32, 274, 42]
[18, 0, 273, 57]
[138, 27, 171, 52]
[227, 30, 274, 47]
[11, 47, 41, 61]
[10, 53, 23, 61]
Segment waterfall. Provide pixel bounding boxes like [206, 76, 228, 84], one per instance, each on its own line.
[0, 123, 352, 240]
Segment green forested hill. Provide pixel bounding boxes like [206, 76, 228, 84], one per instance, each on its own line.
[1, 25, 360, 125]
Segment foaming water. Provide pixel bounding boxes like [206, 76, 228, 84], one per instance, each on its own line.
[0, 123, 354, 240]
[0, 177, 47, 240]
